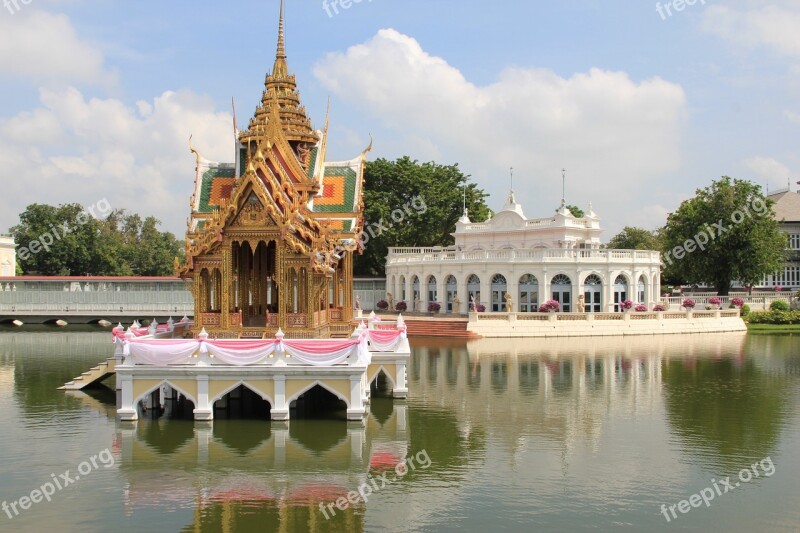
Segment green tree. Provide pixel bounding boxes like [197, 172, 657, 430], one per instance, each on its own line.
[565, 204, 584, 218]
[11, 203, 183, 276]
[661, 177, 786, 295]
[355, 157, 490, 276]
[606, 226, 662, 250]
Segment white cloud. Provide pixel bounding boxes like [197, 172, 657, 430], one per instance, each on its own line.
[0, 9, 115, 86]
[701, 4, 800, 58]
[313, 29, 687, 234]
[744, 156, 793, 185]
[0, 87, 233, 234]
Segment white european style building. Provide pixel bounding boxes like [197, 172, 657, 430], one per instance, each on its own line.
[386, 192, 662, 313]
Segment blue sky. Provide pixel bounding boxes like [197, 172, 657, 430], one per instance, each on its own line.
[1, 0, 798, 239]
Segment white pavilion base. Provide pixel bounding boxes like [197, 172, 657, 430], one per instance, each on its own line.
[114, 321, 410, 423]
[467, 309, 746, 338]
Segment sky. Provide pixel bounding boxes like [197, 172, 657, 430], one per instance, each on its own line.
[0, 0, 799, 240]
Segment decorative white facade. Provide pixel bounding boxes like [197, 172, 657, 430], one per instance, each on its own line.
[0, 235, 15, 277]
[386, 192, 662, 313]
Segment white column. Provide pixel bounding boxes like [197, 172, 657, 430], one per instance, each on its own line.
[271, 375, 289, 420]
[194, 375, 212, 421]
[117, 373, 137, 421]
[394, 359, 408, 398]
[347, 374, 366, 420]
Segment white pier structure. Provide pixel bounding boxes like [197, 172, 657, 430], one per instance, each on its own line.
[114, 315, 409, 422]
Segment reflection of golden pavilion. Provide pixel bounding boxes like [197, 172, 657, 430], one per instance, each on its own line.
[117, 403, 408, 532]
[178, 0, 369, 339]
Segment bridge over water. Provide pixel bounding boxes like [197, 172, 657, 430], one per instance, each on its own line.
[0, 276, 387, 325]
[0, 276, 193, 324]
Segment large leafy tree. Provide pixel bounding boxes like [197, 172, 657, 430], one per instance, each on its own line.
[660, 177, 786, 294]
[355, 157, 490, 276]
[606, 226, 662, 250]
[11, 204, 183, 276]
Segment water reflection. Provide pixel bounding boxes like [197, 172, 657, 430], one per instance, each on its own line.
[1, 330, 798, 532]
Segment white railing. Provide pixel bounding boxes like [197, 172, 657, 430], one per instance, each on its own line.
[659, 296, 781, 311]
[387, 248, 661, 264]
[470, 309, 741, 322]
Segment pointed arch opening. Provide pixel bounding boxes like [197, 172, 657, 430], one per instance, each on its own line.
[213, 383, 272, 421]
[135, 381, 197, 421]
[289, 383, 349, 420]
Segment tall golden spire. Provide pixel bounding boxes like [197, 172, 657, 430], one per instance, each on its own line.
[273, 0, 288, 78]
[240, 0, 319, 150]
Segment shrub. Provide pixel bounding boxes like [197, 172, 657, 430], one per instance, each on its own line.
[620, 299, 633, 310]
[538, 300, 560, 312]
[427, 302, 441, 313]
[730, 297, 745, 308]
[770, 300, 789, 312]
[682, 298, 696, 309]
[475, 304, 486, 312]
[635, 304, 648, 312]
[741, 304, 751, 317]
[376, 300, 389, 310]
[708, 296, 721, 306]
[653, 304, 667, 312]
[395, 301, 407, 312]
[747, 310, 800, 325]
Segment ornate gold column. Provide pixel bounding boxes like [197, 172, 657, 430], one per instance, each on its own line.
[221, 247, 231, 329]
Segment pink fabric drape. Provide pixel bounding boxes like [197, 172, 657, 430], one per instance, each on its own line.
[367, 329, 406, 351]
[204, 340, 278, 366]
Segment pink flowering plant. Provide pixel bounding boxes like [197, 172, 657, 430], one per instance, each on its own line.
[635, 304, 648, 312]
[708, 296, 722, 306]
[538, 300, 560, 312]
[620, 299, 634, 311]
[682, 298, 696, 309]
[653, 304, 667, 312]
[730, 297, 745, 308]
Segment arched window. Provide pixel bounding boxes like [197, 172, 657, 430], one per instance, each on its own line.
[491, 274, 508, 312]
[411, 276, 420, 311]
[467, 274, 481, 309]
[519, 274, 539, 313]
[551, 274, 572, 312]
[445, 275, 458, 313]
[637, 275, 647, 304]
[614, 275, 628, 312]
[399, 276, 406, 302]
[427, 275, 438, 306]
[583, 274, 602, 312]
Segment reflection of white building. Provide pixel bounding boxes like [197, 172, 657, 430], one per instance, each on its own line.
[386, 192, 661, 313]
[0, 235, 15, 277]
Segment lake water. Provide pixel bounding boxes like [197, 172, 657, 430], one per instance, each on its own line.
[0, 328, 799, 532]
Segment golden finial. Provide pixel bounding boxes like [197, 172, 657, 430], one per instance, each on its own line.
[188, 134, 201, 167]
[361, 133, 373, 160]
[277, 0, 286, 60]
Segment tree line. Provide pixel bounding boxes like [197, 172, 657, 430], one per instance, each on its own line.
[11, 204, 183, 276]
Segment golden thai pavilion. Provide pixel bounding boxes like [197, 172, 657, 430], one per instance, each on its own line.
[179, 1, 368, 339]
